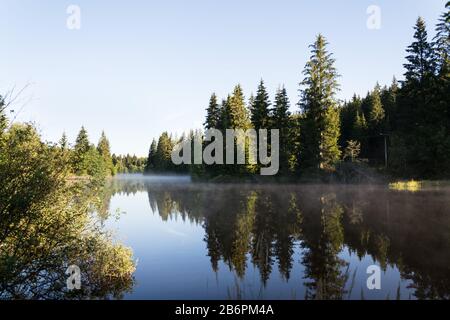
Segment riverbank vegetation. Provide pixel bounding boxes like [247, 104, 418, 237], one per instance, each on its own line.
[0, 98, 135, 299]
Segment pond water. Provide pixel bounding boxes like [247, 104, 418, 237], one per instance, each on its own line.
[103, 174, 450, 300]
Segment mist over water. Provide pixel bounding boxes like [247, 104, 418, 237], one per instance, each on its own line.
[114, 173, 192, 183]
[103, 175, 450, 300]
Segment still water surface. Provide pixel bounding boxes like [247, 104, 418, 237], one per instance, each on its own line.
[104, 174, 450, 300]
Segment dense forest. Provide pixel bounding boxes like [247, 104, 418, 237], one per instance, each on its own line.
[145, 3, 449, 181]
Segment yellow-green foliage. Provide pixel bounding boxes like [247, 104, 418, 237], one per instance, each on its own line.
[389, 180, 422, 192]
[0, 123, 135, 299]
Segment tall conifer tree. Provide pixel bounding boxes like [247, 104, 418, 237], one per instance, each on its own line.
[368, 83, 385, 128]
[404, 17, 436, 83]
[72, 126, 91, 174]
[97, 131, 114, 175]
[433, 2, 450, 75]
[228, 85, 251, 130]
[145, 139, 158, 172]
[272, 86, 292, 174]
[204, 93, 221, 130]
[298, 35, 341, 171]
[251, 80, 271, 130]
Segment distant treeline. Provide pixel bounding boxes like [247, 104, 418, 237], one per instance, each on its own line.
[145, 3, 450, 180]
[57, 127, 147, 179]
[112, 154, 147, 173]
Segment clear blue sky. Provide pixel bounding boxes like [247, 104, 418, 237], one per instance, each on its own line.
[0, 0, 446, 156]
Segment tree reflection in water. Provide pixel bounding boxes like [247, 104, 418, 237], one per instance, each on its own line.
[107, 177, 450, 300]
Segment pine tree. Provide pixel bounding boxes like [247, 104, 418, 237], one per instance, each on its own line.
[155, 132, 173, 171]
[368, 83, 385, 128]
[248, 93, 255, 117]
[354, 110, 367, 142]
[404, 17, 436, 83]
[363, 84, 386, 164]
[272, 87, 291, 128]
[204, 93, 221, 130]
[59, 132, 68, 150]
[340, 95, 362, 149]
[251, 80, 271, 130]
[218, 97, 231, 131]
[97, 131, 111, 159]
[298, 34, 341, 171]
[226, 85, 252, 174]
[228, 85, 251, 130]
[72, 126, 91, 174]
[97, 131, 114, 175]
[381, 77, 398, 131]
[74, 126, 90, 154]
[145, 139, 157, 172]
[433, 2, 450, 75]
[392, 14, 450, 177]
[272, 86, 292, 174]
[321, 104, 342, 169]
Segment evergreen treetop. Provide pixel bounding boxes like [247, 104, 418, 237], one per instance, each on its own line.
[204, 93, 221, 130]
[251, 79, 271, 130]
[97, 131, 111, 159]
[404, 17, 436, 83]
[74, 126, 91, 154]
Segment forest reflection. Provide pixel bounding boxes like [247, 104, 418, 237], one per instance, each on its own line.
[107, 177, 450, 300]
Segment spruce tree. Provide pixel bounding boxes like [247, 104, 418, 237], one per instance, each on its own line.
[207, 97, 232, 176]
[155, 132, 173, 172]
[227, 85, 252, 174]
[145, 139, 157, 172]
[272, 87, 291, 127]
[72, 126, 91, 174]
[219, 97, 231, 131]
[251, 79, 271, 130]
[381, 77, 398, 131]
[404, 17, 436, 83]
[433, 2, 450, 75]
[354, 111, 367, 142]
[228, 85, 251, 130]
[59, 132, 68, 150]
[321, 104, 342, 169]
[339, 95, 362, 149]
[298, 34, 341, 171]
[368, 83, 385, 128]
[248, 93, 255, 117]
[272, 86, 292, 174]
[393, 15, 450, 177]
[364, 84, 386, 164]
[204, 93, 221, 130]
[97, 131, 111, 159]
[74, 126, 90, 154]
[97, 131, 114, 175]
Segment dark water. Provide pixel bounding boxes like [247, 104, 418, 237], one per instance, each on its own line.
[104, 174, 450, 300]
